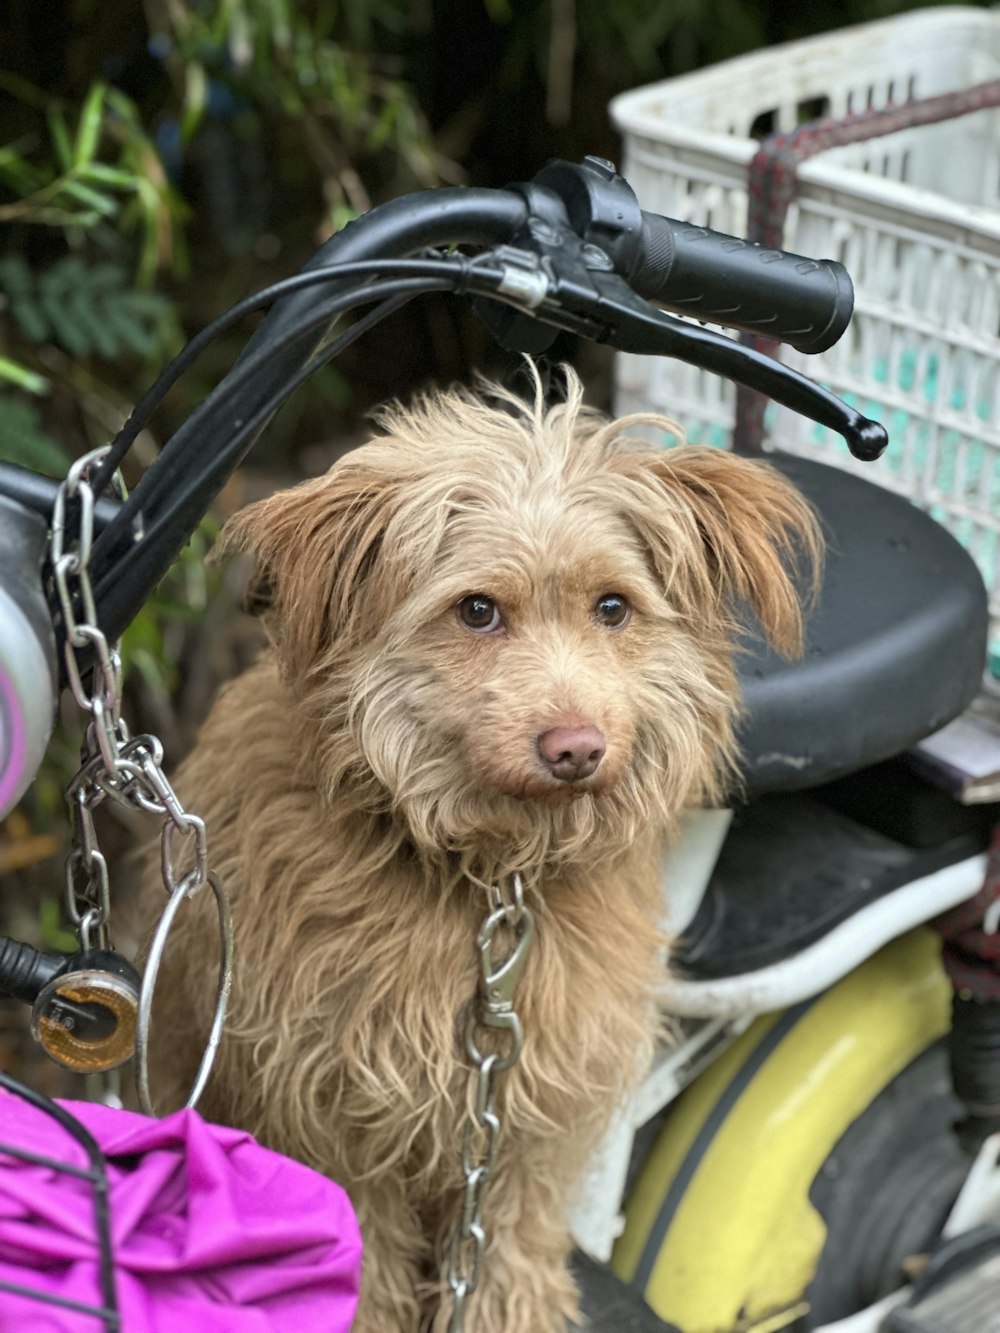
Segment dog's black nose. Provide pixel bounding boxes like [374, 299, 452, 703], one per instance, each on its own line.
[537, 726, 606, 782]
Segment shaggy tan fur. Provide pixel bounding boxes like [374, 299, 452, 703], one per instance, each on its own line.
[140, 367, 820, 1332]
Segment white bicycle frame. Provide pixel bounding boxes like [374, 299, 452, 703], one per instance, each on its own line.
[570, 807, 995, 1330]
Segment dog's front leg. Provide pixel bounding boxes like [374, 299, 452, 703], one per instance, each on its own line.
[348, 1184, 430, 1333]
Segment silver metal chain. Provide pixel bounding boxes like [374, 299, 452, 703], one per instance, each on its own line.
[446, 872, 536, 1331]
[64, 784, 112, 952]
[51, 445, 233, 1112]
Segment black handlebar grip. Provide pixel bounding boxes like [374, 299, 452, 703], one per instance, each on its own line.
[633, 213, 854, 355]
[0, 936, 66, 1004]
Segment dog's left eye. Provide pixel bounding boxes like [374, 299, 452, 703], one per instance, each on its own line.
[457, 594, 503, 633]
[593, 593, 631, 629]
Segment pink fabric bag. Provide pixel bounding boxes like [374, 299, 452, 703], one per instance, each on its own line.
[0, 1092, 361, 1331]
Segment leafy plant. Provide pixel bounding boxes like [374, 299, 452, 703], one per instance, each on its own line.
[0, 72, 187, 481]
[0, 253, 180, 484]
[0, 75, 187, 281]
[145, 0, 457, 232]
[0, 394, 67, 475]
[0, 255, 177, 362]
[120, 513, 223, 705]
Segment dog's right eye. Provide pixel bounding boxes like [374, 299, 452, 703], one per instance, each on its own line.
[457, 594, 502, 633]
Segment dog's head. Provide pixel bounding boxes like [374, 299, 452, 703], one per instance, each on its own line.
[222, 369, 820, 873]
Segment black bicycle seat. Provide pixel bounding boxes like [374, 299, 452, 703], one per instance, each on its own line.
[736, 452, 988, 796]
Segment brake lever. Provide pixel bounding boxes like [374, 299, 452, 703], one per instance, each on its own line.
[476, 223, 887, 463]
[587, 271, 887, 462]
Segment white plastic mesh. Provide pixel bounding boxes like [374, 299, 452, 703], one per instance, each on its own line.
[611, 8, 1000, 656]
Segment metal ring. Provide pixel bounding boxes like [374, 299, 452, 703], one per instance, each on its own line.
[135, 869, 233, 1117]
[53, 553, 84, 651]
[77, 904, 107, 952]
[120, 734, 165, 768]
[461, 1108, 501, 1179]
[80, 741, 168, 816]
[71, 787, 98, 861]
[160, 814, 208, 894]
[71, 480, 96, 570]
[89, 757, 158, 811]
[65, 443, 112, 495]
[49, 442, 110, 565]
[64, 846, 110, 926]
[67, 751, 111, 800]
[77, 625, 121, 716]
[488, 869, 524, 916]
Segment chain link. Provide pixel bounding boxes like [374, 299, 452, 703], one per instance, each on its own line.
[446, 873, 535, 1331]
[50, 445, 232, 1112]
[64, 786, 111, 951]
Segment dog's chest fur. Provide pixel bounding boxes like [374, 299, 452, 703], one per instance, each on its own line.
[148, 657, 665, 1209]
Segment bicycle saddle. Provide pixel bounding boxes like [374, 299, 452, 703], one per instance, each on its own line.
[736, 452, 989, 796]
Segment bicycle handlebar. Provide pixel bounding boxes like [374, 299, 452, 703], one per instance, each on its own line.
[81, 161, 882, 649]
[522, 156, 852, 353]
[0, 156, 890, 819]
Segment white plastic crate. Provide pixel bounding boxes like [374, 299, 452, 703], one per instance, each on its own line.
[610, 7, 1000, 644]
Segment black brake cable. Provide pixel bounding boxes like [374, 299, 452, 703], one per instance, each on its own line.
[90, 250, 888, 649]
[93, 271, 477, 553]
[89, 272, 489, 644]
[134, 279, 455, 542]
[299, 288, 418, 373]
[90, 253, 496, 496]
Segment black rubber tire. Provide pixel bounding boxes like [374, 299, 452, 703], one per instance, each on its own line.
[803, 1041, 970, 1326]
[573, 1250, 680, 1332]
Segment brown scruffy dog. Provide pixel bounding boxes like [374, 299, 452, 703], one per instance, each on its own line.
[143, 366, 819, 1332]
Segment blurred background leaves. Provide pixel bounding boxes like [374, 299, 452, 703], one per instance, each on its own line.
[2, 0, 992, 481]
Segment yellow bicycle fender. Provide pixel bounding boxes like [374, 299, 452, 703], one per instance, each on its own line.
[612, 929, 951, 1333]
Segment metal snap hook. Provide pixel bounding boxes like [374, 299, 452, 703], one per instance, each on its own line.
[476, 902, 535, 1018]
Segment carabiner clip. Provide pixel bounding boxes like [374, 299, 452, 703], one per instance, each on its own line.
[476, 903, 535, 1021]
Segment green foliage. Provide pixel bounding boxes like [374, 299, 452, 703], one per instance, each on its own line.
[0, 357, 48, 396]
[0, 71, 186, 483]
[0, 256, 178, 362]
[0, 74, 187, 283]
[37, 895, 81, 954]
[151, 0, 452, 223]
[120, 514, 222, 704]
[0, 394, 69, 475]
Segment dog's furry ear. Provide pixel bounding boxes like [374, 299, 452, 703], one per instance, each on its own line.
[621, 445, 822, 657]
[218, 467, 400, 676]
